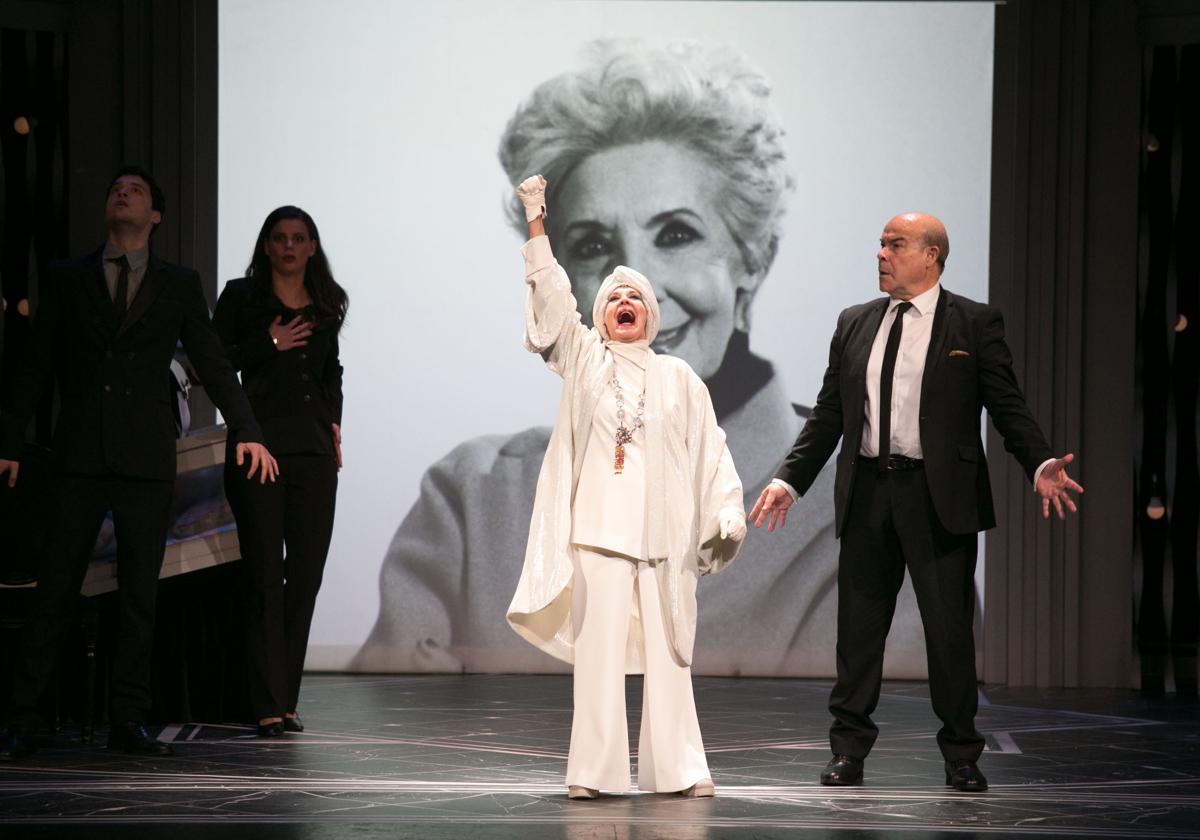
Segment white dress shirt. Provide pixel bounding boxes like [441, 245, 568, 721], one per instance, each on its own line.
[861, 285, 940, 459]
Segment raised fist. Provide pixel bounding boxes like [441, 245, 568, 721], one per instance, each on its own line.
[516, 174, 548, 222]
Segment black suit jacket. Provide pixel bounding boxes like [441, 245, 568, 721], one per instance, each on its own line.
[211, 277, 343, 456]
[776, 287, 1052, 536]
[1, 247, 263, 481]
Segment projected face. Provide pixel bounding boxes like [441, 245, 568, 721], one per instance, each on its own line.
[264, 218, 317, 278]
[553, 140, 758, 380]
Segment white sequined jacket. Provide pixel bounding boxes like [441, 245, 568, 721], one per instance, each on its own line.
[506, 236, 745, 669]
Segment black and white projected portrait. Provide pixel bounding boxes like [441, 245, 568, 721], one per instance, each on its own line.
[354, 39, 925, 676]
[217, 0, 994, 677]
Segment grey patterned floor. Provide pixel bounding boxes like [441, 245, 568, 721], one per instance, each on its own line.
[1, 674, 1197, 839]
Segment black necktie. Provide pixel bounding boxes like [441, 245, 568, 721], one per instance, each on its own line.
[877, 301, 912, 473]
[111, 255, 131, 323]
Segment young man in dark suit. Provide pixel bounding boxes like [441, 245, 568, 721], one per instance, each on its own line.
[749, 213, 1083, 792]
[0, 166, 277, 759]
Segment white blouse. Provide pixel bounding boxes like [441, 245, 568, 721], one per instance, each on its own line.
[571, 349, 648, 560]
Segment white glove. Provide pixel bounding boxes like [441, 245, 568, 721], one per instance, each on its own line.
[718, 508, 747, 542]
[516, 174, 548, 222]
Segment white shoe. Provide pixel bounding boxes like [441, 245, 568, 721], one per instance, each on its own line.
[681, 778, 715, 797]
[568, 785, 599, 800]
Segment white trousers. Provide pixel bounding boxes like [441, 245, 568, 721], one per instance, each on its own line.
[565, 546, 710, 792]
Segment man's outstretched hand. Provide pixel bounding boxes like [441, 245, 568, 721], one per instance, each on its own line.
[749, 483, 794, 532]
[0, 459, 17, 488]
[1036, 453, 1083, 520]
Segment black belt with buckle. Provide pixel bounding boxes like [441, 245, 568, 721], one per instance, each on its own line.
[861, 455, 924, 471]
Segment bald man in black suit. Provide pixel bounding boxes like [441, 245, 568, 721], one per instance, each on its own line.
[750, 213, 1082, 792]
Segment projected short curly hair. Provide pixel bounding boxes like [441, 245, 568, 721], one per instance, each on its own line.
[498, 39, 793, 276]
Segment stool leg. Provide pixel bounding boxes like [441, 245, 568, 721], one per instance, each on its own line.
[50, 666, 60, 733]
[81, 600, 99, 743]
[82, 642, 96, 743]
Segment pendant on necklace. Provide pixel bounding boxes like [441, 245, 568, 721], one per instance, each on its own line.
[614, 426, 633, 474]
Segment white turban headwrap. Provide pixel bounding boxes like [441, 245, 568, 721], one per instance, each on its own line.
[591, 265, 660, 344]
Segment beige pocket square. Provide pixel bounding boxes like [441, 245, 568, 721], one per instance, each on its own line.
[948, 349, 971, 357]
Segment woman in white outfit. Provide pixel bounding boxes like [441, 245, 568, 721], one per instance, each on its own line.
[506, 175, 747, 799]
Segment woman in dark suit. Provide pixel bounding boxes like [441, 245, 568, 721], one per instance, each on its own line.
[213, 206, 348, 737]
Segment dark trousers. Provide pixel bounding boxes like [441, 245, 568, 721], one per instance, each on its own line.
[225, 453, 337, 721]
[829, 464, 984, 762]
[10, 474, 174, 727]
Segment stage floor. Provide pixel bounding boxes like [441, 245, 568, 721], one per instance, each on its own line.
[1, 674, 1197, 839]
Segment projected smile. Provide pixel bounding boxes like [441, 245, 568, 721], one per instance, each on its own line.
[652, 320, 689, 353]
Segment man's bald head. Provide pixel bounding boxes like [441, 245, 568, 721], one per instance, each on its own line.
[877, 213, 950, 300]
[889, 213, 949, 274]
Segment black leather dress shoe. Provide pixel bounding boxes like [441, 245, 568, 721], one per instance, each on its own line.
[0, 727, 36, 761]
[820, 754, 864, 786]
[257, 720, 285, 737]
[283, 715, 304, 733]
[945, 759, 988, 792]
[108, 722, 175, 756]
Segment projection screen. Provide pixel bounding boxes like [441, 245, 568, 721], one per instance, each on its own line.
[217, 0, 994, 676]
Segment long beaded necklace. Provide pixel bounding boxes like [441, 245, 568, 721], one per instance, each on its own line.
[611, 371, 645, 474]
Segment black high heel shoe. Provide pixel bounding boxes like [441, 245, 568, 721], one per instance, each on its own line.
[283, 714, 304, 733]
